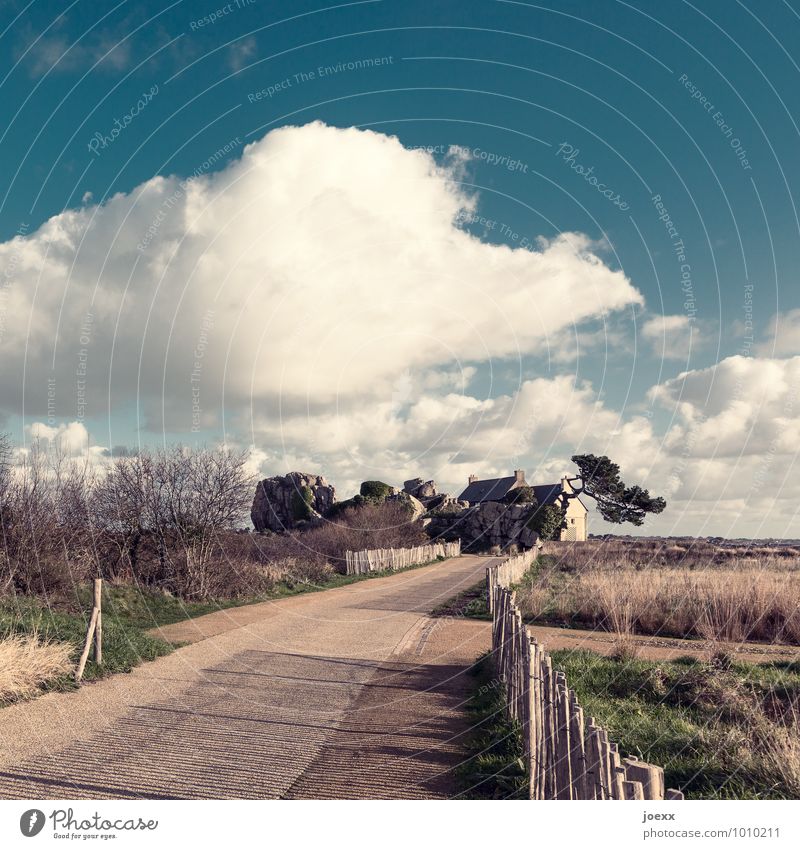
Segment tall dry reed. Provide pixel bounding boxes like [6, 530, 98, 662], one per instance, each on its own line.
[521, 567, 800, 645]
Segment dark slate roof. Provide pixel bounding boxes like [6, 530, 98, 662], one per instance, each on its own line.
[458, 476, 517, 503]
[531, 484, 563, 506]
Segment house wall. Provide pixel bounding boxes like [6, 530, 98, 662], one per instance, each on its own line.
[559, 478, 588, 541]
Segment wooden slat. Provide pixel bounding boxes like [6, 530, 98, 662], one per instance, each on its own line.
[484, 546, 681, 802]
[623, 758, 665, 801]
[623, 780, 645, 800]
[569, 693, 587, 800]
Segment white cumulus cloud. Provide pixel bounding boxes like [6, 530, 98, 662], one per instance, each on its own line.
[0, 121, 643, 435]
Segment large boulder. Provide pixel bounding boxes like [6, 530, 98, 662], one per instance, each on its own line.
[386, 491, 426, 520]
[403, 478, 437, 500]
[251, 472, 336, 532]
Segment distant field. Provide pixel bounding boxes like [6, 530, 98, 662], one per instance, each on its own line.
[517, 539, 800, 645]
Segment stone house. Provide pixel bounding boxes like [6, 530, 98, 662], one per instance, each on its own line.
[458, 470, 589, 541]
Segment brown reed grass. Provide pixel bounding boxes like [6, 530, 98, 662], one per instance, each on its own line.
[0, 634, 73, 702]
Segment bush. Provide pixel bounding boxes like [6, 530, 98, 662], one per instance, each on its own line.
[291, 485, 314, 521]
[504, 485, 535, 504]
[325, 495, 364, 518]
[359, 480, 394, 501]
[526, 503, 566, 540]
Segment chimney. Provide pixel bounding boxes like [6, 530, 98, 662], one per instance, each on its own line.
[514, 469, 526, 483]
[468, 474, 478, 485]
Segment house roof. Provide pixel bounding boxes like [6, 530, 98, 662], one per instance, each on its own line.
[458, 476, 518, 503]
[531, 484, 563, 506]
[458, 478, 573, 507]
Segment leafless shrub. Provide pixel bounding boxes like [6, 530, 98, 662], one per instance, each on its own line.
[1, 442, 97, 594]
[92, 446, 256, 598]
[1, 432, 431, 600]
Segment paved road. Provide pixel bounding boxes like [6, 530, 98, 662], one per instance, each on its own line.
[0, 555, 493, 799]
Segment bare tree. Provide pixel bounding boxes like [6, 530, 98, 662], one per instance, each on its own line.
[94, 446, 255, 597]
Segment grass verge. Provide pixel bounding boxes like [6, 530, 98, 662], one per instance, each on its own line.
[455, 652, 528, 799]
[553, 649, 800, 799]
[0, 555, 452, 706]
[430, 578, 490, 620]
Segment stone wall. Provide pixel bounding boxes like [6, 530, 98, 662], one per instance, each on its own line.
[425, 501, 540, 551]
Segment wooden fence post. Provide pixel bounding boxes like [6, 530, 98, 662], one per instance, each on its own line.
[93, 577, 103, 665]
[485, 550, 682, 802]
[75, 609, 99, 683]
[75, 578, 103, 683]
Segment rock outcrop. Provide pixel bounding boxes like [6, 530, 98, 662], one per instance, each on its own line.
[403, 478, 438, 500]
[426, 501, 540, 551]
[251, 472, 336, 532]
[386, 491, 426, 520]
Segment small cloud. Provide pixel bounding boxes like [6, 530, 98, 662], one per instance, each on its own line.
[26, 421, 89, 455]
[227, 36, 256, 72]
[756, 308, 800, 356]
[16, 20, 134, 77]
[641, 314, 709, 361]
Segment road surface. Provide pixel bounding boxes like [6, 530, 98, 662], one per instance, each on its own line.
[0, 554, 493, 799]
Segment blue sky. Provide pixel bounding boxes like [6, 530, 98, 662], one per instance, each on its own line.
[2, 0, 799, 536]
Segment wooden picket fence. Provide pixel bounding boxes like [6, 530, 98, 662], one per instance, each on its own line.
[345, 540, 461, 575]
[488, 555, 684, 800]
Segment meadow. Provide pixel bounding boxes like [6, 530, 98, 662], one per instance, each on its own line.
[517, 539, 800, 645]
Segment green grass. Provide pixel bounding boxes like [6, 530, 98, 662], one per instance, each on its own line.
[0, 555, 451, 705]
[552, 649, 800, 799]
[455, 652, 528, 799]
[430, 578, 490, 620]
[0, 592, 174, 700]
[431, 558, 546, 622]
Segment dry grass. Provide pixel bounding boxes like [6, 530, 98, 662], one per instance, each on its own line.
[519, 540, 800, 646]
[559, 569, 800, 644]
[701, 670, 800, 798]
[0, 633, 74, 702]
[541, 538, 800, 572]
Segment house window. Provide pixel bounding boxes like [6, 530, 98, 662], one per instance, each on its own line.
[570, 518, 575, 524]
